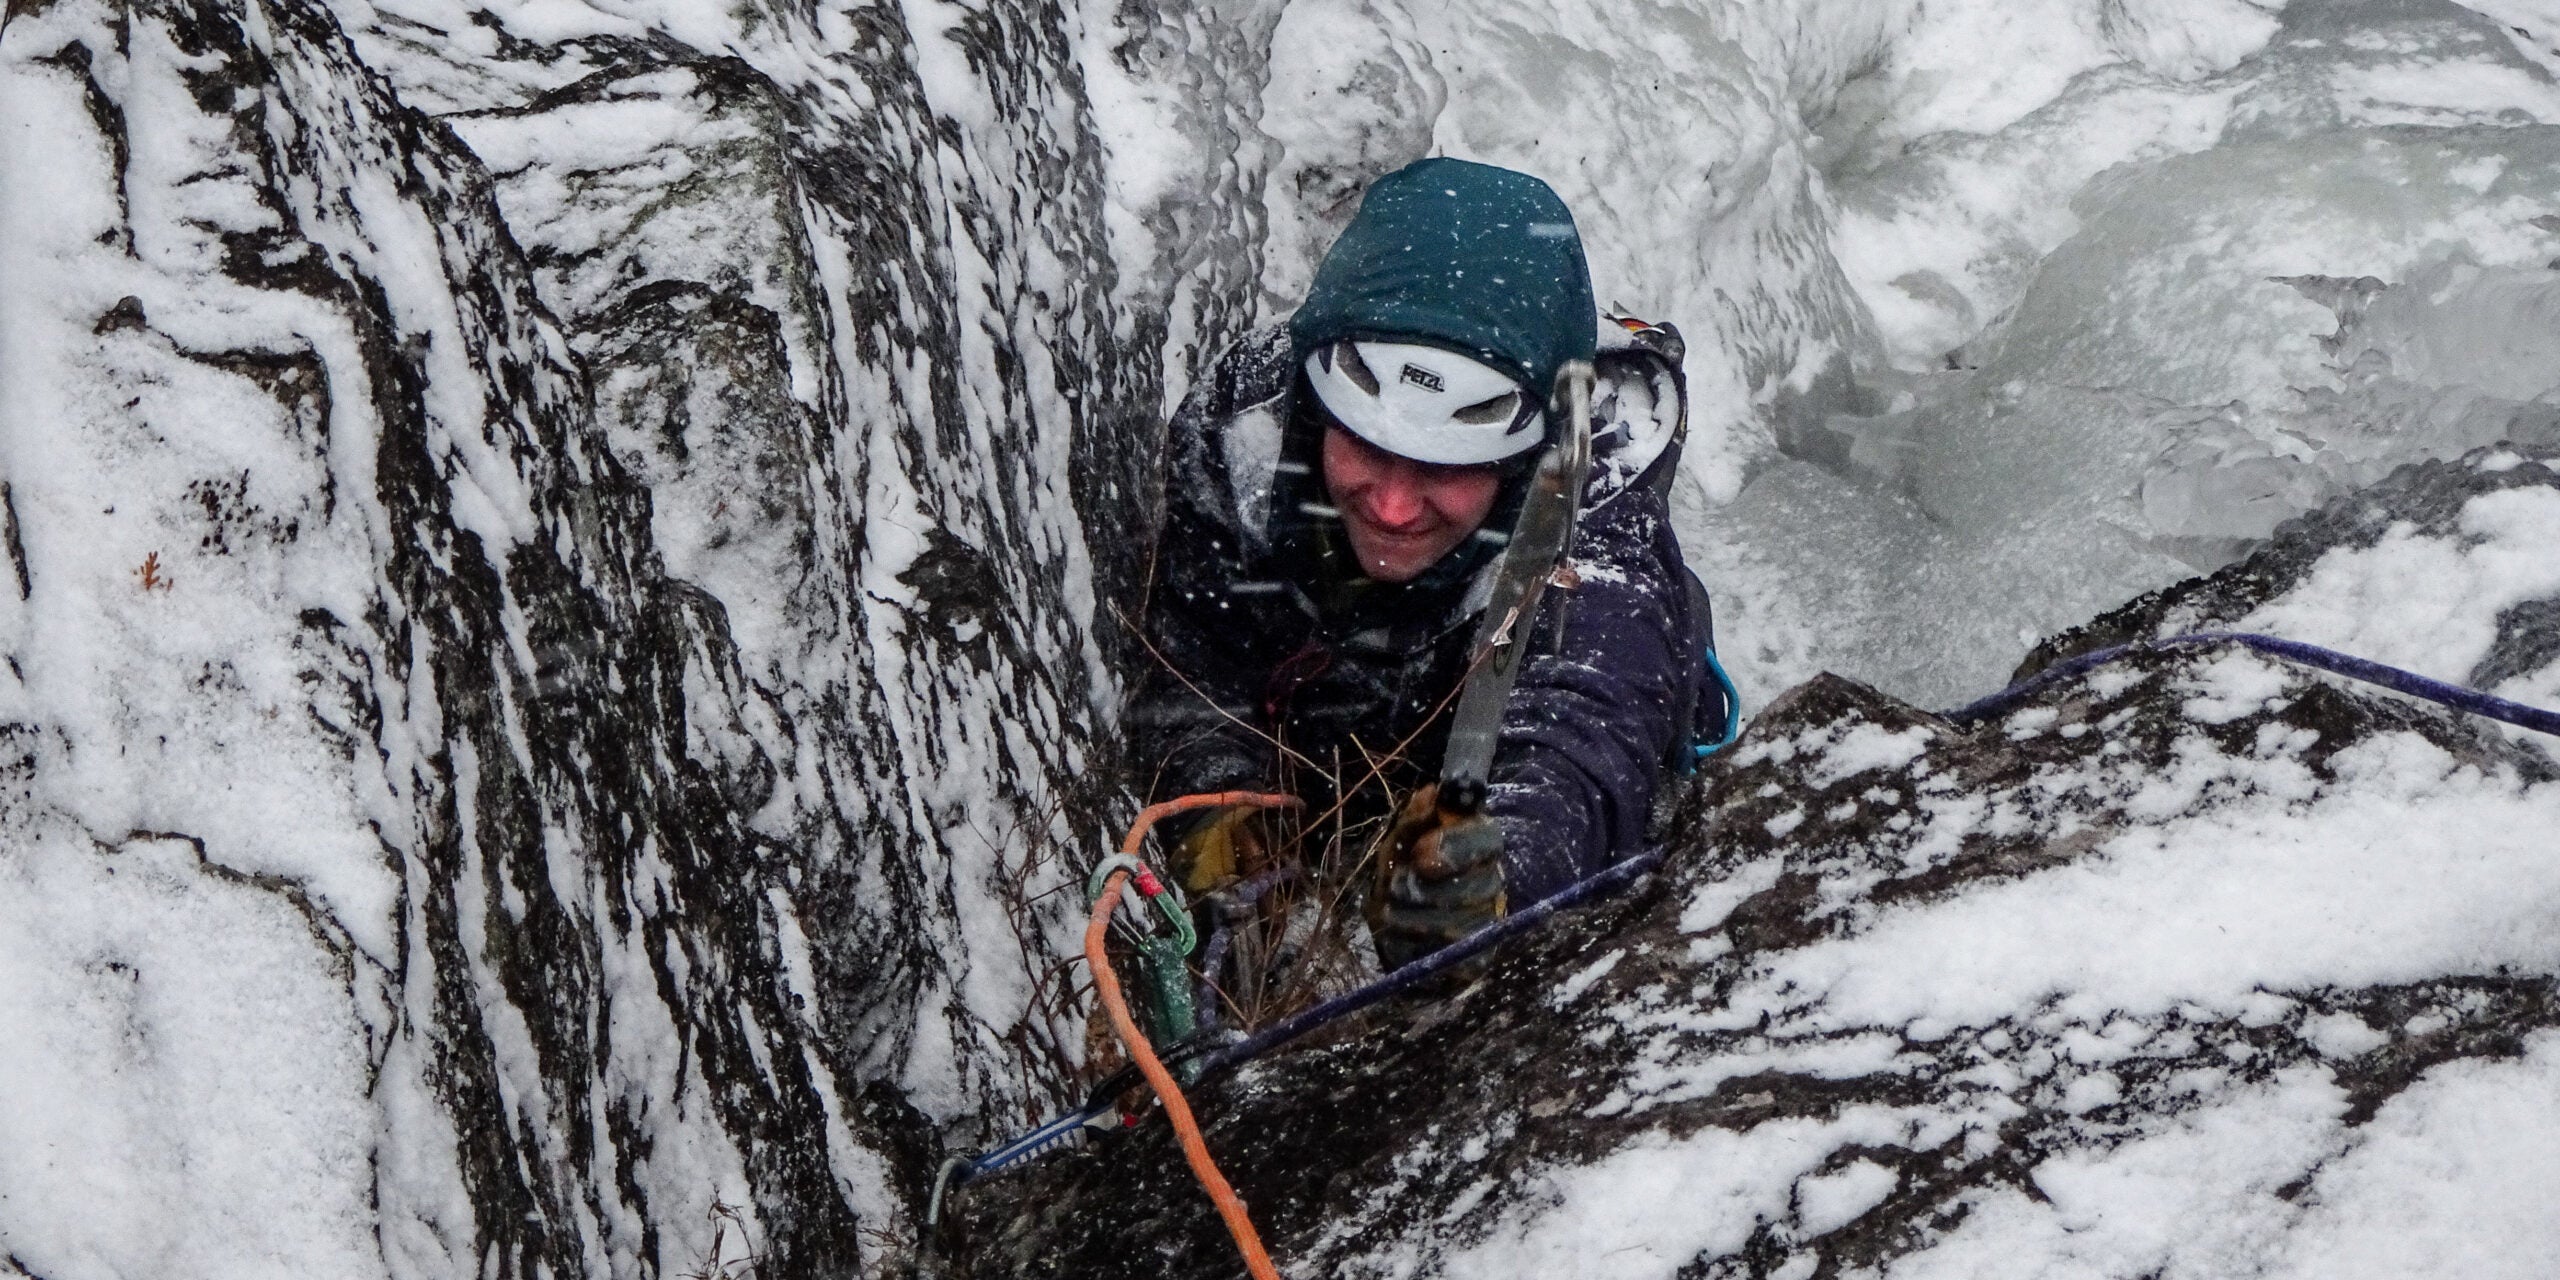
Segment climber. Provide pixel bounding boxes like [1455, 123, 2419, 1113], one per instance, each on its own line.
[1124, 156, 1725, 973]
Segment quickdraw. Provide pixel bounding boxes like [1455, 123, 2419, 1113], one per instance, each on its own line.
[1084, 852, 1202, 1060]
[1086, 859, 1281, 1280]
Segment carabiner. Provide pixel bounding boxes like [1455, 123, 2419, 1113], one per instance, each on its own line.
[1086, 853, 1198, 956]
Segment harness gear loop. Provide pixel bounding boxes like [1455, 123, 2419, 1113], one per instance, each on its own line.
[1089, 791, 1298, 1280]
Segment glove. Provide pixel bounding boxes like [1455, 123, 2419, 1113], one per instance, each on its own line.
[1371, 783, 1507, 971]
[1170, 803, 1276, 894]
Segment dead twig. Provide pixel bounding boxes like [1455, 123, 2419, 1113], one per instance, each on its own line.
[134, 551, 173, 592]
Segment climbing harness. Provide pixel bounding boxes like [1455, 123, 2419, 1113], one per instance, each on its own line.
[932, 630, 2560, 1235]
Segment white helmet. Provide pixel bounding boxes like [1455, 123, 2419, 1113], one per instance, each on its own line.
[1303, 340, 1544, 465]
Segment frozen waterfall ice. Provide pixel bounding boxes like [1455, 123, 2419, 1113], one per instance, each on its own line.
[1704, 0, 2560, 707]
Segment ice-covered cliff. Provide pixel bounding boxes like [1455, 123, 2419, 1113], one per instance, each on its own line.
[2, 0, 1146, 1271]
[5, 0, 2560, 1275]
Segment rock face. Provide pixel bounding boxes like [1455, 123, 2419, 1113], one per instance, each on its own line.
[1, 0, 1162, 1273]
[956, 451, 2560, 1277]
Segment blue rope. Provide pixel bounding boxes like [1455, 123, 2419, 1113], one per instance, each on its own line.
[1190, 847, 1665, 1080]
[948, 630, 2560, 1195]
[1944, 631, 2560, 737]
[948, 1034, 1230, 1189]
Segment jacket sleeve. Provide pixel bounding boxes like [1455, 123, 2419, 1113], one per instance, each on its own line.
[1483, 490, 1705, 902]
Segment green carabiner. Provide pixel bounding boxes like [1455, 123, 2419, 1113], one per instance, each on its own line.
[1087, 854, 1202, 1069]
[1087, 853, 1198, 955]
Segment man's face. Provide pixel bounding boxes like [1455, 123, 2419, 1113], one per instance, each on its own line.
[1321, 424, 1503, 583]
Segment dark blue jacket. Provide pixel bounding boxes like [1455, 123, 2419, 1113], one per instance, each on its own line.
[1125, 325, 1721, 903]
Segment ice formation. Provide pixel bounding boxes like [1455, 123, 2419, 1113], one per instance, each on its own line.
[3, 0, 2559, 1274]
[1711, 0, 2560, 706]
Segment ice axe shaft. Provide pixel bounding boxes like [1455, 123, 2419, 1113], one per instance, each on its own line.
[1439, 360, 1593, 795]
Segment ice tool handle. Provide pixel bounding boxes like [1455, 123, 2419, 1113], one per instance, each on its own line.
[1437, 775, 1488, 821]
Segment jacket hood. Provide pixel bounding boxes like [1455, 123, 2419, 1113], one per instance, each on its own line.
[1288, 158, 1597, 402]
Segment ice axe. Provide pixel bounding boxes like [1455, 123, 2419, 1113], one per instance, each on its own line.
[1435, 359, 1595, 817]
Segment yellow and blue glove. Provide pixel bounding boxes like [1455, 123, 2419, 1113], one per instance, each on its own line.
[1170, 803, 1276, 894]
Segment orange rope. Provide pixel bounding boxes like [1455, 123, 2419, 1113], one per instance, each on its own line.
[1117, 790, 1299, 855]
[1090, 791, 1297, 1280]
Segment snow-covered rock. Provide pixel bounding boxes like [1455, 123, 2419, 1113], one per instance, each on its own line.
[958, 450, 2560, 1278]
[8, 0, 2560, 1274]
[1, 0, 1147, 1272]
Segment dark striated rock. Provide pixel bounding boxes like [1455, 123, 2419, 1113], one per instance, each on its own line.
[3, 0, 1181, 1272]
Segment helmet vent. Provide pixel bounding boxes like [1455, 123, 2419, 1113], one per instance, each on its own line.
[1452, 391, 1521, 425]
[1332, 341, 1380, 396]
[1302, 340, 1542, 465]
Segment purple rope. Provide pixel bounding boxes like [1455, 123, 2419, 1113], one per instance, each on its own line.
[1195, 866, 1300, 1029]
[1945, 631, 2560, 737]
[1191, 848, 1665, 1081]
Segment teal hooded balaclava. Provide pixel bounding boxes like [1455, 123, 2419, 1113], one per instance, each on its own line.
[1288, 157, 1597, 402]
